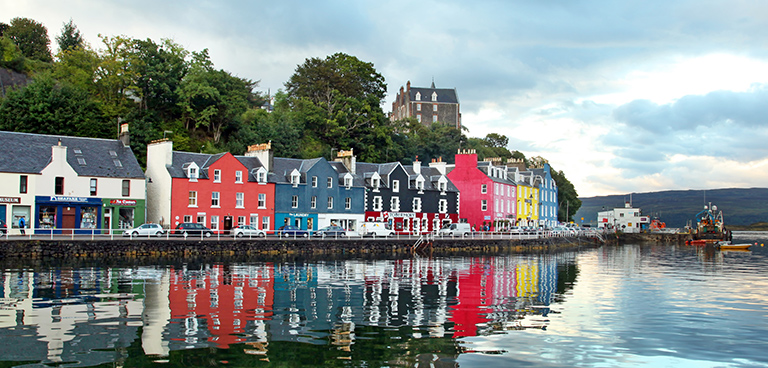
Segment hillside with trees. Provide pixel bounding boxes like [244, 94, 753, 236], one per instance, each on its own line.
[0, 17, 581, 219]
[575, 188, 768, 228]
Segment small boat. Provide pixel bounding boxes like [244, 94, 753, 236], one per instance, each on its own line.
[716, 241, 752, 250]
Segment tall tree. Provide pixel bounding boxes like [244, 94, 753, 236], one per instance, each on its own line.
[0, 74, 109, 137]
[0, 36, 25, 73]
[552, 168, 581, 222]
[4, 17, 52, 62]
[131, 38, 188, 119]
[0, 22, 9, 37]
[285, 53, 392, 161]
[94, 34, 138, 120]
[177, 49, 256, 142]
[55, 19, 84, 52]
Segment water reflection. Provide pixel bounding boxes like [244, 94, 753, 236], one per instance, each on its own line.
[0, 253, 576, 366]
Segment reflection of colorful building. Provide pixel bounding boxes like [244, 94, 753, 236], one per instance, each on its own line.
[167, 264, 274, 349]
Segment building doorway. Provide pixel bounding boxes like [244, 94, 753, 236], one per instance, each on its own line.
[62, 207, 76, 234]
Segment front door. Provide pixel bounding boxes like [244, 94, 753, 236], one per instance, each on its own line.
[307, 218, 314, 231]
[223, 216, 233, 233]
[103, 208, 112, 235]
[62, 207, 76, 234]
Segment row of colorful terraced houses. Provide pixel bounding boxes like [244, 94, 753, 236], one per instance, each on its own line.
[0, 125, 558, 235]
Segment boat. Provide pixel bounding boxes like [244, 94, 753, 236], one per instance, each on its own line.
[690, 203, 732, 242]
[715, 241, 752, 250]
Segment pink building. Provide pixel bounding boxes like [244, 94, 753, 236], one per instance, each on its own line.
[446, 151, 517, 231]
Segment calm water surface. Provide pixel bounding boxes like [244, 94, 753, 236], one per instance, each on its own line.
[1, 235, 767, 367]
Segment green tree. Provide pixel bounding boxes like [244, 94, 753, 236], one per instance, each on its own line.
[0, 36, 25, 72]
[5, 17, 52, 62]
[93, 34, 138, 120]
[55, 19, 84, 52]
[177, 49, 256, 142]
[285, 52, 392, 161]
[552, 168, 581, 222]
[0, 22, 9, 37]
[131, 38, 188, 120]
[0, 74, 109, 137]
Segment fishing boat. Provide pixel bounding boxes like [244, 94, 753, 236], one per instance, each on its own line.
[715, 241, 752, 250]
[689, 203, 732, 242]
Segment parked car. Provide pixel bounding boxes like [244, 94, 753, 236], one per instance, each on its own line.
[0, 219, 6, 236]
[233, 225, 266, 238]
[313, 225, 347, 237]
[438, 223, 472, 237]
[277, 225, 309, 238]
[508, 226, 523, 234]
[360, 222, 394, 237]
[174, 222, 213, 237]
[123, 223, 165, 237]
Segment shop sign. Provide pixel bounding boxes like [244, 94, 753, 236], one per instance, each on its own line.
[0, 197, 20, 204]
[388, 212, 415, 218]
[289, 213, 309, 217]
[484, 215, 491, 220]
[49, 196, 88, 202]
[110, 199, 137, 206]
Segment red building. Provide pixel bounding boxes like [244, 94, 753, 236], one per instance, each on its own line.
[146, 139, 276, 232]
[168, 264, 275, 349]
[446, 150, 517, 231]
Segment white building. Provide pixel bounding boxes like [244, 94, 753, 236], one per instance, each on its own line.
[597, 202, 650, 233]
[0, 126, 146, 234]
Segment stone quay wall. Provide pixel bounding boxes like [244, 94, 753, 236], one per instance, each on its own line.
[0, 236, 600, 265]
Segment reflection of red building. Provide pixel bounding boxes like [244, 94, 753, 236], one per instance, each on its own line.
[168, 264, 274, 348]
[450, 258, 498, 337]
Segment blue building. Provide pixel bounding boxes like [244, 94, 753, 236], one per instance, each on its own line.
[270, 151, 365, 232]
[531, 163, 558, 227]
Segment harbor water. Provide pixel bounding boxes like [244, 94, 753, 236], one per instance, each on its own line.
[1, 234, 767, 367]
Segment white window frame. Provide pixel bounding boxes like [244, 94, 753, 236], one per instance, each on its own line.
[327, 177, 333, 188]
[373, 196, 383, 211]
[238, 216, 245, 226]
[392, 180, 399, 192]
[481, 184, 487, 194]
[439, 199, 448, 213]
[327, 196, 334, 209]
[211, 215, 219, 230]
[312, 176, 318, 187]
[413, 197, 422, 212]
[188, 191, 198, 207]
[250, 214, 259, 228]
[213, 169, 221, 183]
[433, 104, 437, 112]
[292, 195, 299, 208]
[211, 192, 220, 208]
[391, 196, 400, 212]
[235, 170, 243, 183]
[417, 103, 421, 111]
[345, 197, 351, 210]
[262, 216, 270, 231]
[311, 196, 317, 209]
[258, 193, 266, 209]
[183, 215, 192, 223]
[481, 199, 487, 211]
[236, 192, 244, 208]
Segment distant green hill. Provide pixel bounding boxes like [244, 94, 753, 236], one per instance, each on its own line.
[574, 188, 768, 228]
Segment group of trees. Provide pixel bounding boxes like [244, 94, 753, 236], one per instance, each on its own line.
[0, 17, 581, 221]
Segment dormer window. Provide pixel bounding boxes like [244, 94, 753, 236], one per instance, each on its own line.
[372, 177, 380, 190]
[431, 92, 437, 101]
[416, 177, 425, 191]
[187, 164, 198, 181]
[290, 170, 301, 186]
[344, 174, 353, 188]
[257, 168, 267, 183]
[415, 92, 421, 101]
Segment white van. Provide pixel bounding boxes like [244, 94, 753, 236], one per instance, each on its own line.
[438, 223, 472, 237]
[360, 222, 395, 237]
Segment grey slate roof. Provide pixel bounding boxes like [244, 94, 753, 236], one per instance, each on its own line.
[408, 87, 459, 104]
[0, 131, 144, 178]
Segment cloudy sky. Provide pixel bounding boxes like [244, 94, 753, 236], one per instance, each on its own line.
[5, 0, 768, 197]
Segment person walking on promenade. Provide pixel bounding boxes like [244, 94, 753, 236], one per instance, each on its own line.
[19, 216, 26, 235]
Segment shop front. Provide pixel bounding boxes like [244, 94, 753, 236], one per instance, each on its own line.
[365, 211, 458, 235]
[318, 213, 364, 233]
[36, 196, 103, 234]
[1, 196, 31, 234]
[275, 212, 318, 231]
[102, 198, 146, 235]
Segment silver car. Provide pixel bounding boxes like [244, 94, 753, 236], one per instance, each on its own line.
[233, 225, 266, 238]
[123, 223, 165, 237]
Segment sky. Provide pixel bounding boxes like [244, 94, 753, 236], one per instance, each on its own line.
[5, 0, 768, 197]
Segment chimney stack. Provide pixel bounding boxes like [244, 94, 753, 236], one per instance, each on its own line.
[119, 123, 130, 147]
[336, 148, 356, 175]
[246, 141, 274, 172]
